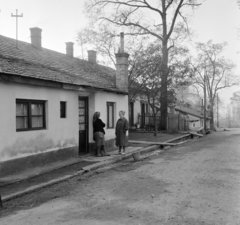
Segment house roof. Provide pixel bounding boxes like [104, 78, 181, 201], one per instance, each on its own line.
[0, 35, 125, 93]
[175, 106, 211, 119]
[188, 115, 200, 122]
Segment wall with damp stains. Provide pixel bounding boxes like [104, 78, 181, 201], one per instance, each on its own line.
[0, 82, 79, 162]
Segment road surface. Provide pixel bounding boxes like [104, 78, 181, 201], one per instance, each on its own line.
[1, 129, 240, 224]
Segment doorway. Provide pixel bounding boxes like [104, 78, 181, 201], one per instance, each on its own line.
[78, 97, 88, 154]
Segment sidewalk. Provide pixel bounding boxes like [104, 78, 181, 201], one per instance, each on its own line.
[0, 132, 192, 203]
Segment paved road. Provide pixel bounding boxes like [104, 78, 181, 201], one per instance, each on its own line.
[1, 129, 240, 224]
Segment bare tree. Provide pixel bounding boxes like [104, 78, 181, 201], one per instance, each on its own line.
[135, 43, 191, 135]
[77, 25, 151, 101]
[84, 0, 202, 130]
[191, 40, 238, 129]
[77, 25, 118, 65]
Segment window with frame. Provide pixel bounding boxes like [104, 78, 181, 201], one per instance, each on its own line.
[16, 99, 46, 131]
[60, 101, 67, 118]
[107, 102, 114, 128]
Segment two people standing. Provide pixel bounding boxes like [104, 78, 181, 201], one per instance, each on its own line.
[93, 110, 129, 157]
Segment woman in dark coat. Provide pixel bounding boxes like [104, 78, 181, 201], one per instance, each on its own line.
[115, 110, 129, 155]
[93, 112, 109, 157]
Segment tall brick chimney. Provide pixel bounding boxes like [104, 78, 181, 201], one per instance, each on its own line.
[88, 50, 97, 63]
[30, 27, 42, 49]
[115, 32, 129, 92]
[65, 42, 74, 58]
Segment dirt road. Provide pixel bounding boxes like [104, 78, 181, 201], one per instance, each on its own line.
[1, 130, 240, 224]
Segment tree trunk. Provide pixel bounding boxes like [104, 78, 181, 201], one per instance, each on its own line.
[210, 100, 214, 130]
[154, 113, 157, 136]
[159, 38, 168, 131]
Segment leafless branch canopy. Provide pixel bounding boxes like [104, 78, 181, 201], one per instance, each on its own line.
[86, 0, 201, 42]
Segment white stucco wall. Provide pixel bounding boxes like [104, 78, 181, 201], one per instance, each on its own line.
[0, 82, 78, 161]
[0, 81, 129, 161]
[89, 92, 129, 142]
[189, 120, 201, 129]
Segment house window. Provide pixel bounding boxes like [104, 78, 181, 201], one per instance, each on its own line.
[60, 101, 66, 118]
[107, 102, 114, 128]
[16, 99, 46, 131]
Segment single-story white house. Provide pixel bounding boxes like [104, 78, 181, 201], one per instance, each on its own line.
[0, 28, 129, 177]
[175, 106, 211, 130]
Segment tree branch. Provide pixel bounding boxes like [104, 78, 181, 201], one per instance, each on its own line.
[100, 16, 163, 40]
[167, 0, 184, 39]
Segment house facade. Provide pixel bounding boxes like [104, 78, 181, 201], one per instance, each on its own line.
[129, 94, 175, 130]
[0, 28, 129, 177]
[175, 106, 211, 131]
[129, 96, 153, 128]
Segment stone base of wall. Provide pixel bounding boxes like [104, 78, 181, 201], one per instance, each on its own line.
[0, 146, 78, 178]
[0, 137, 129, 178]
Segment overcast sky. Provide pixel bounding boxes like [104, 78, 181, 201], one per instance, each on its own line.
[0, 0, 239, 100]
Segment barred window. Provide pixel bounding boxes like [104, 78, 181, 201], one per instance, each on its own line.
[16, 99, 46, 131]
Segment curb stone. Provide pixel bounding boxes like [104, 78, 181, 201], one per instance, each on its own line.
[2, 170, 85, 202]
[1, 146, 158, 203]
[0, 158, 85, 188]
[1, 135, 191, 203]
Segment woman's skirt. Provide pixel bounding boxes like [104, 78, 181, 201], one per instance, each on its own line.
[94, 131, 105, 147]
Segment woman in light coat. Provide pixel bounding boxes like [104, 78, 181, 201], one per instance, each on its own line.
[115, 110, 129, 155]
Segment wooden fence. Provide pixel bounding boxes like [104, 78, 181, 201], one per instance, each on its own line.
[138, 113, 160, 130]
[138, 113, 189, 132]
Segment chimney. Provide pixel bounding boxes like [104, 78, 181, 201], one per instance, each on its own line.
[88, 50, 97, 63]
[115, 32, 129, 92]
[65, 42, 74, 58]
[30, 27, 42, 49]
[120, 32, 124, 53]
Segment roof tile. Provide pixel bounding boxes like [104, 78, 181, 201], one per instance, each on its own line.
[0, 35, 120, 92]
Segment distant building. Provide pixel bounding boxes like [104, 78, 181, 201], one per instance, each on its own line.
[175, 106, 211, 130]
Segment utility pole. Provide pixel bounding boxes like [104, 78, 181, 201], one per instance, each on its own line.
[204, 72, 207, 132]
[11, 9, 23, 48]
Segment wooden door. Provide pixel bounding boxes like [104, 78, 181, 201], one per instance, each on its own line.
[78, 97, 88, 154]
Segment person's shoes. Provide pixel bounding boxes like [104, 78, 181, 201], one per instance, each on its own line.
[96, 154, 102, 157]
[121, 152, 125, 155]
[118, 151, 122, 155]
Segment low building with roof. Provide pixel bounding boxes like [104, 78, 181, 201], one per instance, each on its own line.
[0, 28, 129, 177]
[175, 106, 211, 130]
